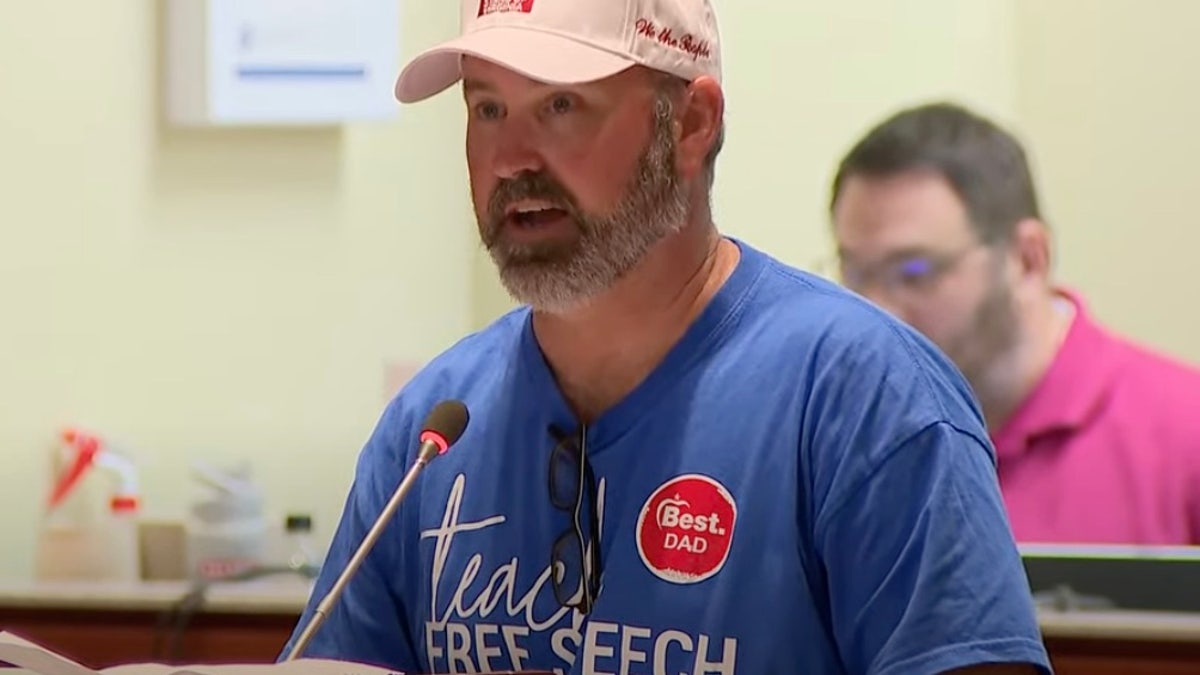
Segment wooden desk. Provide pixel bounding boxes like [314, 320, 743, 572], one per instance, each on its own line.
[2, 581, 1199, 672]
[0, 580, 306, 668]
[1040, 608, 1200, 674]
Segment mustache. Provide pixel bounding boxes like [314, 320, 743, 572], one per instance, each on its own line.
[486, 172, 581, 230]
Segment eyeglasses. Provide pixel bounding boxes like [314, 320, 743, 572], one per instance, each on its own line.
[547, 424, 602, 615]
[816, 242, 985, 298]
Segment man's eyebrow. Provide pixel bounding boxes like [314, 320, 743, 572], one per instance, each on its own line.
[881, 245, 939, 261]
[462, 78, 494, 96]
[837, 245, 939, 265]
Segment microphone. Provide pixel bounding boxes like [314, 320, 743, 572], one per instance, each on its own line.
[282, 399, 471, 661]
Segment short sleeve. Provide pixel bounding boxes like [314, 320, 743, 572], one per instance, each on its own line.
[816, 421, 1052, 675]
[279, 405, 421, 671]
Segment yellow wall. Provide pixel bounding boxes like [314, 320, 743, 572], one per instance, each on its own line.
[0, 2, 472, 578]
[1013, 0, 1200, 362]
[1, 1, 1196, 580]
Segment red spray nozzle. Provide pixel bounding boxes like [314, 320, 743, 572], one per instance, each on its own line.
[48, 430, 101, 509]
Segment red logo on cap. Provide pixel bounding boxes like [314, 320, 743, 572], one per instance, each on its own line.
[634, 18, 713, 62]
[636, 474, 737, 584]
[478, 0, 534, 17]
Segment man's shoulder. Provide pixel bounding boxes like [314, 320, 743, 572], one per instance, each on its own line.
[1107, 327, 1200, 384]
[365, 307, 530, 456]
[1092, 323, 1200, 446]
[742, 246, 936, 350]
[1074, 307, 1200, 409]
[742, 248, 977, 403]
[731, 245, 991, 454]
[408, 306, 530, 391]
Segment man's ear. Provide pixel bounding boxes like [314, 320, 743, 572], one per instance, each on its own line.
[1010, 217, 1052, 281]
[675, 76, 723, 182]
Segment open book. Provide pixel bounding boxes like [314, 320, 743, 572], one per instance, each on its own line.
[0, 632, 551, 675]
[0, 631, 402, 675]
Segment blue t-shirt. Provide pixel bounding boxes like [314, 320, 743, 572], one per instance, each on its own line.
[283, 239, 1052, 675]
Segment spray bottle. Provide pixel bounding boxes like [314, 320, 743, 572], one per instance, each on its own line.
[34, 428, 142, 582]
[185, 461, 268, 580]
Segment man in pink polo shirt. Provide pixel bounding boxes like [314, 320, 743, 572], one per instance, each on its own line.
[827, 101, 1200, 545]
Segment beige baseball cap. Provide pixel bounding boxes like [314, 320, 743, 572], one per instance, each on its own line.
[394, 0, 722, 104]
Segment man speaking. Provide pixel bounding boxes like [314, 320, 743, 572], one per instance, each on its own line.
[282, 2, 1052, 673]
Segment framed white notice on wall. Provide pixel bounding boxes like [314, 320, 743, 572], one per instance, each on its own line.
[165, 0, 401, 126]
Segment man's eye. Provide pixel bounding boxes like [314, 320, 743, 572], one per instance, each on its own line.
[474, 101, 502, 119]
[549, 96, 573, 114]
[896, 258, 935, 282]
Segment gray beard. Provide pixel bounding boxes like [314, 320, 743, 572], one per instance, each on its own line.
[476, 95, 690, 314]
[947, 263, 1022, 407]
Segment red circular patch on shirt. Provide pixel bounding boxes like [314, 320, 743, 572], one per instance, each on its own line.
[636, 474, 737, 584]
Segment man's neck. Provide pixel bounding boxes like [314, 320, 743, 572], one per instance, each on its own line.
[531, 224, 738, 423]
[976, 289, 1074, 431]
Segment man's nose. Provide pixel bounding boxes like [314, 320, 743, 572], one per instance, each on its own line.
[493, 121, 543, 179]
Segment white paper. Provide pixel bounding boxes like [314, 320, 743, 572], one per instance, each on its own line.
[0, 631, 403, 675]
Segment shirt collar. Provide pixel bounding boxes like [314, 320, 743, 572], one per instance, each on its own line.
[992, 288, 1118, 459]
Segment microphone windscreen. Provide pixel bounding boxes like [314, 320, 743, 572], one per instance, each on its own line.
[421, 400, 470, 446]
